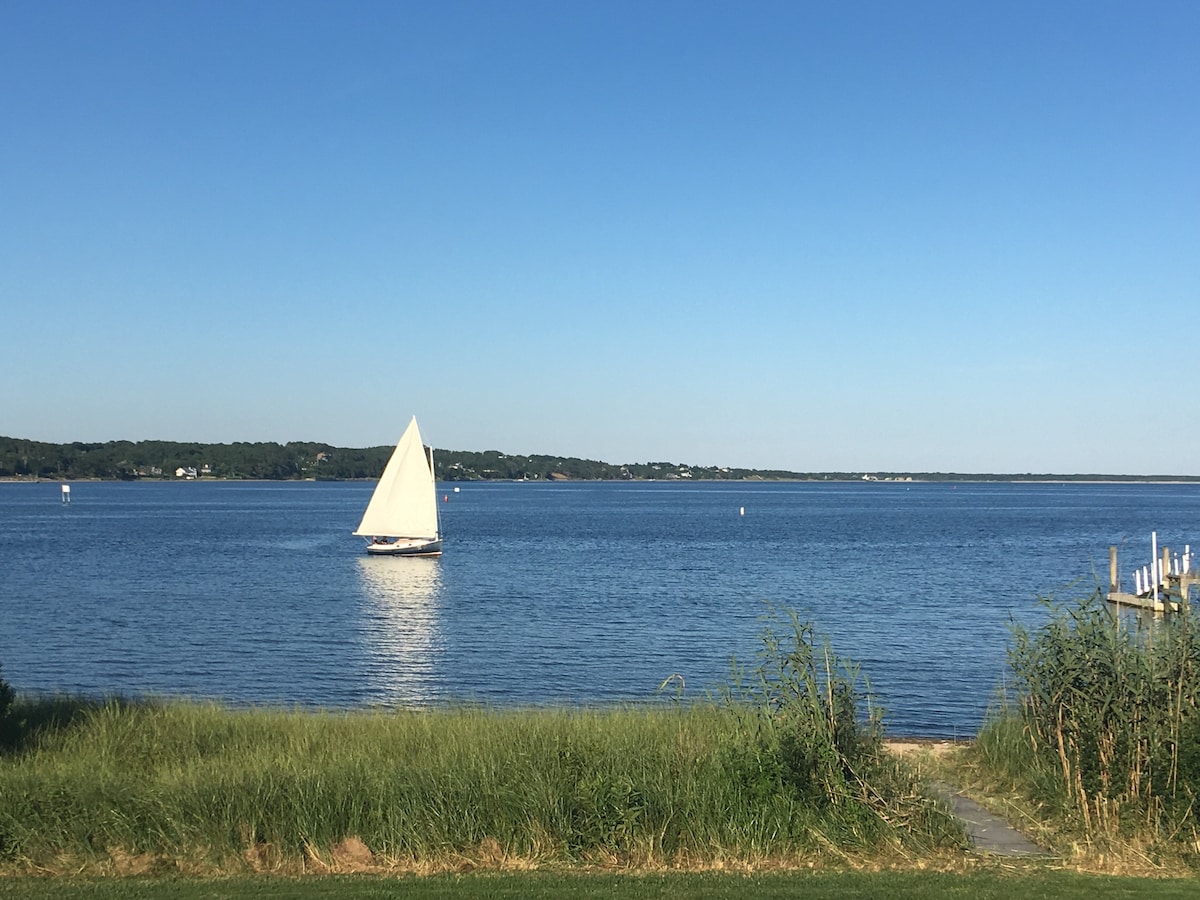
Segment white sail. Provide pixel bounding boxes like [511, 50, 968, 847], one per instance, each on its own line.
[353, 417, 440, 539]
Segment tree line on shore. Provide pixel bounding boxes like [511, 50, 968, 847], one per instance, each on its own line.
[1, 436, 1195, 483]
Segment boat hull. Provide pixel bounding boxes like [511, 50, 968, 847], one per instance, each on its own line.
[365, 537, 443, 557]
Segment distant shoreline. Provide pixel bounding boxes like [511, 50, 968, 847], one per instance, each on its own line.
[3, 475, 1199, 485]
[5, 437, 1198, 483]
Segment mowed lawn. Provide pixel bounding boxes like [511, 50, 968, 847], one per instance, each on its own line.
[1, 871, 1198, 900]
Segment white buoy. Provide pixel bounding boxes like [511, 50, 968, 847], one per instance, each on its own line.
[453, 486, 460, 493]
[739, 506, 744, 516]
[61, 484, 70, 504]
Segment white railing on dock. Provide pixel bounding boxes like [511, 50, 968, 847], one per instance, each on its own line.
[1128, 535, 1194, 599]
[1110, 535, 1196, 612]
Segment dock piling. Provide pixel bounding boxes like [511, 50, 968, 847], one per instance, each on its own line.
[1107, 533, 1197, 614]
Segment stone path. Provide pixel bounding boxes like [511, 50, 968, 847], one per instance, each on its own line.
[884, 742, 1051, 857]
[929, 781, 1049, 856]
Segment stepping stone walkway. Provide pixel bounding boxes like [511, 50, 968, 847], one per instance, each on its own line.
[930, 782, 1049, 856]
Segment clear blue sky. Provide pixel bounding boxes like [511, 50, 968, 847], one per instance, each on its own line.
[3, 1, 1196, 474]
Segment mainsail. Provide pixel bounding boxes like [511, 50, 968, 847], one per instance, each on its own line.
[353, 417, 440, 539]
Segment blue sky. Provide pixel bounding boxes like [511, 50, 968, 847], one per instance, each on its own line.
[2, 1, 1197, 474]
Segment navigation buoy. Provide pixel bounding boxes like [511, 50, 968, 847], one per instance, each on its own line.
[443, 495, 448, 502]
[61, 484, 71, 504]
[453, 487, 460, 493]
[739, 506, 744, 516]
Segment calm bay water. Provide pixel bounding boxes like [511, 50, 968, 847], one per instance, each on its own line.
[2, 480, 1198, 737]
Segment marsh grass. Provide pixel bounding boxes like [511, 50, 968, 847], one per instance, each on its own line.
[965, 591, 1200, 863]
[0, 665, 14, 744]
[0, 612, 959, 875]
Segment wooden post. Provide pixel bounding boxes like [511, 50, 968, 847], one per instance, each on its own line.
[1163, 546, 1172, 589]
[1110, 546, 1119, 594]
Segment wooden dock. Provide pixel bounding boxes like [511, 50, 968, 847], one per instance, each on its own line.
[1106, 540, 1196, 613]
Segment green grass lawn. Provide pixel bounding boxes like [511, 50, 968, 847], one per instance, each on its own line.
[2, 870, 1198, 900]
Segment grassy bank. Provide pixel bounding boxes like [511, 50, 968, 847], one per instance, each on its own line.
[8, 596, 1200, 883]
[948, 591, 1200, 868]
[0, 702, 957, 874]
[0, 613, 960, 875]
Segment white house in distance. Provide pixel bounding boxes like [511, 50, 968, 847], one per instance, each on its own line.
[175, 466, 198, 479]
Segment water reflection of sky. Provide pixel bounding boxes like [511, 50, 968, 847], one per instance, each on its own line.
[7, 481, 1200, 735]
[355, 556, 444, 705]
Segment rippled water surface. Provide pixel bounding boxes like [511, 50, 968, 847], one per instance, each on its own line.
[2, 480, 1198, 736]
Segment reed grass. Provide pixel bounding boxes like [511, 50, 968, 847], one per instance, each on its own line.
[967, 590, 1200, 860]
[0, 665, 14, 742]
[0, 611, 958, 874]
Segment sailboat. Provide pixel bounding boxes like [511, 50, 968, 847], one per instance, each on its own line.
[353, 416, 443, 556]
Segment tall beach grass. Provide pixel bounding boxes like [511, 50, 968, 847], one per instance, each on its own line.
[0, 610, 959, 874]
[968, 591, 1200, 858]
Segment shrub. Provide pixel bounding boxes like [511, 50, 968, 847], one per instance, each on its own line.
[726, 608, 882, 804]
[0, 663, 14, 747]
[988, 590, 1200, 839]
[720, 606, 952, 850]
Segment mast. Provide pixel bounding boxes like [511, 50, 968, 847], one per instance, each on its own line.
[429, 443, 441, 538]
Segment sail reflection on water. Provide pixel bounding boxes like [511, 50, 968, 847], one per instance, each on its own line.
[355, 556, 444, 704]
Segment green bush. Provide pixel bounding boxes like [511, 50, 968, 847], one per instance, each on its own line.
[725, 608, 883, 805]
[979, 590, 1200, 841]
[720, 607, 953, 850]
[0, 664, 14, 746]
